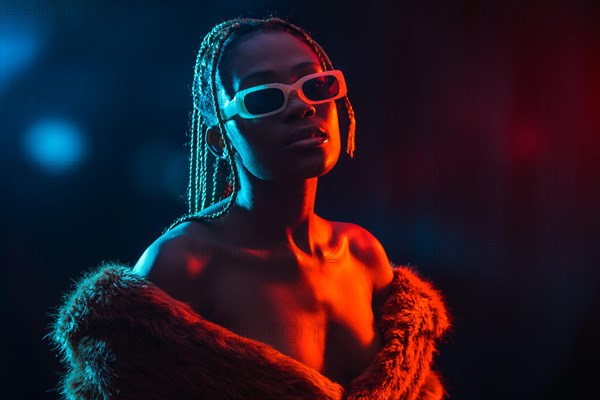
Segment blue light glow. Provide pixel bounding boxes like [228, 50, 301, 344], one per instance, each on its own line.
[24, 118, 87, 164]
[0, 22, 40, 84]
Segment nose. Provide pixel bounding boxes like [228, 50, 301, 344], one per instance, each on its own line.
[282, 89, 316, 120]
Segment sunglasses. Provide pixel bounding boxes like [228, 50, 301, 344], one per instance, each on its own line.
[222, 70, 347, 120]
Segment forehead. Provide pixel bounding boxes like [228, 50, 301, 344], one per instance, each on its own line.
[226, 31, 321, 90]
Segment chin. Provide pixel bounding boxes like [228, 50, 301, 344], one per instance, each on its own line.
[284, 155, 339, 180]
[318, 156, 339, 176]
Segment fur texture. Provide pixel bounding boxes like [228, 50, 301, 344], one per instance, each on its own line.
[51, 262, 449, 399]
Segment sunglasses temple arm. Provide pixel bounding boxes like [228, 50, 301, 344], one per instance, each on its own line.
[221, 98, 238, 121]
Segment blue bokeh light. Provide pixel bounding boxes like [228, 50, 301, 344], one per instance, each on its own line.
[24, 118, 87, 164]
[0, 22, 40, 84]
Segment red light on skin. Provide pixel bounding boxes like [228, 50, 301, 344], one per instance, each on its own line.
[508, 123, 544, 162]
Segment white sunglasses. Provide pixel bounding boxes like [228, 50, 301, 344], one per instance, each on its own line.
[222, 70, 347, 120]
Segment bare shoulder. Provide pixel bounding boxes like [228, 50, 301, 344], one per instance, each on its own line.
[331, 221, 394, 314]
[132, 221, 221, 298]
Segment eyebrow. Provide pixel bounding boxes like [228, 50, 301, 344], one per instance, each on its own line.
[238, 61, 321, 88]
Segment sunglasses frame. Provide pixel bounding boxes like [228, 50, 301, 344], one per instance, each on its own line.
[222, 70, 347, 120]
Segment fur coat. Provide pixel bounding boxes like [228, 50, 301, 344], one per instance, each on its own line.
[51, 262, 450, 399]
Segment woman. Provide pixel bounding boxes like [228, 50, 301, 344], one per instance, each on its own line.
[52, 17, 449, 400]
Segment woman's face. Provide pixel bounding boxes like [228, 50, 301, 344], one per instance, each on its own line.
[216, 31, 341, 181]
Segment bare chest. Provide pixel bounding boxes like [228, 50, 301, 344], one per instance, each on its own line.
[196, 249, 381, 388]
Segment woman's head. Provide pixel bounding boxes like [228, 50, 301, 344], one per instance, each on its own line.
[166, 17, 356, 231]
[212, 31, 344, 182]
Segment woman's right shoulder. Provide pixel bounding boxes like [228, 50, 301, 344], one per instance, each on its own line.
[132, 221, 223, 290]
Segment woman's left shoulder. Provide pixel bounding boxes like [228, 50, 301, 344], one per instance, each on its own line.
[329, 221, 394, 301]
[329, 221, 388, 263]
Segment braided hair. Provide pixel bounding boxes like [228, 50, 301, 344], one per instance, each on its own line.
[164, 17, 356, 234]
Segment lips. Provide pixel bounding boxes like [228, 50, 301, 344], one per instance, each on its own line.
[285, 126, 328, 146]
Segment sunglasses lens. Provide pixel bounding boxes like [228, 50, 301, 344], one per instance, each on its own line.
[302, 75, 340, 101]
[244, 88, 285, 115]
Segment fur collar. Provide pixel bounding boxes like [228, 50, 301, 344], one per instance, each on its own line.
[51, 262, 449, 399]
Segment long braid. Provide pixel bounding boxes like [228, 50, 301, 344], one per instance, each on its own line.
[164, 17, 357, 234]
[343, 96, 356, 157]
[195, 30, 219, 213]
[204, 21, 242, 221]
[189, 33, 211, 214]
[187, 51, 202, 214]
[186, 111, 197, 214]
[195, 25, 228, 213]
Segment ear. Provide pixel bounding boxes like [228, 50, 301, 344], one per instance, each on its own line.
[206, 126, 227, 159]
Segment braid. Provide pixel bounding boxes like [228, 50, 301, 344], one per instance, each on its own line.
[344, 96, 356, 157]
[186, 111, 197, 214]
[205, 21, 241, 221]
[190, 32, 214, 214]
[210, 157, 219, 205]
[163, 17, 357, 234]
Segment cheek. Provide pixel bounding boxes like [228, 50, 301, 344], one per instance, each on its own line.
[223, 121, 277, 174]
[319, 102, 341, 145]
[320, 102, 340, 127]
[223, 122, 254, 158]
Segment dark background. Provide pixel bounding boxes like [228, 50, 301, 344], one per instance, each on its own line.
[1, 1, 599, 399]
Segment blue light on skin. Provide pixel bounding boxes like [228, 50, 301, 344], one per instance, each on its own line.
[24, 118, 87, 165]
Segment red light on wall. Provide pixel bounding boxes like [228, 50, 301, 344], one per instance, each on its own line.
[508, 122, 544, 163]
[187, 255, 203, 276]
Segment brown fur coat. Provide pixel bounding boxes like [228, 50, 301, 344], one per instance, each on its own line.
[51, 262, 449, 399]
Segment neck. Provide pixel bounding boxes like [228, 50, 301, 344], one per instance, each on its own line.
[229, 169, 324, 255]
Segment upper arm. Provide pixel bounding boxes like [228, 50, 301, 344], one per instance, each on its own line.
[132, 232, 215, 298]
[132, 235, 187, 295]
